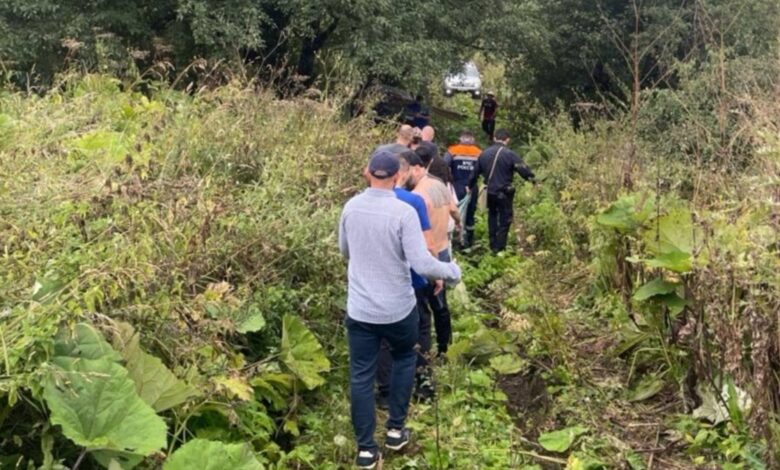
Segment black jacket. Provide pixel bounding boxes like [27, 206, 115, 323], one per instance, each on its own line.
[468, 143, 534, 194]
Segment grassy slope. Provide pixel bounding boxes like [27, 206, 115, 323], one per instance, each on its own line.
[1, 75, 776, 469]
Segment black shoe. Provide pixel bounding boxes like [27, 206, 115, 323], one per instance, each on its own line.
[376, 393, 389, 411]
[356, 449, 381, 469]
[385, 428, 412, 451]
[415, 381, 435, 402]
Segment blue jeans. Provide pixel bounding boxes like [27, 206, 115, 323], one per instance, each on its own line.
[377, 289, 431, 397]
[346, 308, 419, 451]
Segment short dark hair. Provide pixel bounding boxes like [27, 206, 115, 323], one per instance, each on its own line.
[428, 157, 453, 184]
[494, 129, 510, 141]
[414, 145, 435, 166]
[400, 150, 424, 167]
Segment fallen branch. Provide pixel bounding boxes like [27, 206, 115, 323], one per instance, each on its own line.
[516, 450, 568, 465]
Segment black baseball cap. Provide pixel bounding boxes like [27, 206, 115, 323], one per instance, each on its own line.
[368, 149, 400, 178]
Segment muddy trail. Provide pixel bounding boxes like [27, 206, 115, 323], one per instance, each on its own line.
[460, 231, 701, 469]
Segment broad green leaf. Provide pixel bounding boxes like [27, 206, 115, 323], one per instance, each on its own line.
[236, 308, 266, 334]
[31, 275, 66, 303]
[539, 425, 588, 453]
[54, 323, 122, 362]
[446, 327, 514, 363]
[280, 315, 330, 390]
[657, 293, 690, 316]
[642, 208, 697, 273]
[596, 195, 653, 232]
[250, 372, 294, 410]
[489, 354, 527, 375]
[644, 250, 692, 273]
[627, 375, 665, 402]
[69, 130, 131, 164]
[163, 439, 264, 470]
[113, 322, 198, 412]
[214, 376, 253, 401]
[566, 453, 606, 470]
[43, 357, 166, 457]
[633, 278, 679, 301]
[644, 209, 694, 255]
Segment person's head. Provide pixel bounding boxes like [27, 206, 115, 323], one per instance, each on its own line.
[421, 125, 435, 142]
[458, 129, 476, 145]
[399, 151, 425, 190]
[415, 94, 424, 103]
[427, 156, 452, 184]
[414, 144, 435, 168]
[366, 149, 400, 188]
[397, 124, 415, 146]
[410, 127, 423, 148]
[486, 91, 495, 98]
[494, 128, 510, 144]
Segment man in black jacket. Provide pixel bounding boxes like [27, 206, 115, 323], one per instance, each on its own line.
[468, 129, 535, 252]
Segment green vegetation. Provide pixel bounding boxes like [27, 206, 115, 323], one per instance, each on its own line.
[0, 76, 369, 468]
[1, 0, 779, 468]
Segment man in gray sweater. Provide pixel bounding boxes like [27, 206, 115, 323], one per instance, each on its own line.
[339, 149, 461, 468]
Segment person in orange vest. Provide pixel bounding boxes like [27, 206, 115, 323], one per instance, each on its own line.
[443, 130, 482, 248]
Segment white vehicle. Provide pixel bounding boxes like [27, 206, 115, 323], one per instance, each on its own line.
[444, 62, 482, 98]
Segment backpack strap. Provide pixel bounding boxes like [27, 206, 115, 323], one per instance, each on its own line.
[487, 147, 505, 185]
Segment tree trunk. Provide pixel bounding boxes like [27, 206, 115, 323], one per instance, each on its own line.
[295, 19, 339, 88]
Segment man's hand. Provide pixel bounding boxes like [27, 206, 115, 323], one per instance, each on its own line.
[433, 280, 444, 296]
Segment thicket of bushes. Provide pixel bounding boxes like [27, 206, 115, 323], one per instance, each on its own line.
[1, 32, 778, 467]
[0, 74, 374, 468]
[469, 55, 779, 466]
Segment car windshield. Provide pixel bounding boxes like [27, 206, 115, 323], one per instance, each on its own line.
[446, 62, 479, 80]
[463, 63, 479, 78]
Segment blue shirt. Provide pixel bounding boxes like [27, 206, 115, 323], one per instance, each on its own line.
[394, 188, 430, 289]
[339, 188, 461, 324]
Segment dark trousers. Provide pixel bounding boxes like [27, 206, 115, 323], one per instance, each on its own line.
[482, 119, 496, 140]
[429, 250, 452, 353]
[347, 308, 419, 451]
[377, 290, 431, 397]
[487, 191, 514, 252]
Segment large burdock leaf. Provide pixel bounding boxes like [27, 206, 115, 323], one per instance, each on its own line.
[43, 356, 167, 457]
[641, 208, 697, 273]
[280, 315, 330, 390]
[113, 322, 198, 412]
[596, 194, 653, 233]
[632, 278, 678, 301]
[538, 425, 588, 453]
[163, 439, 264, 470]
[54, 323, 122, 362]
[489, 354, 527, 375]
[643, 250, 692, 273]
[657, 293, 690, 317]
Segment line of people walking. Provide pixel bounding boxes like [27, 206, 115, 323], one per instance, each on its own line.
[339, 124, 535, 468]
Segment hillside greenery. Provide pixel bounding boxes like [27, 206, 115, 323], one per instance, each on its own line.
[1, 0, 779, 468]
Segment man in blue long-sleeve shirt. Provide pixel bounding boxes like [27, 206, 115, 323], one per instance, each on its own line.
[339, 149, 461, 469]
